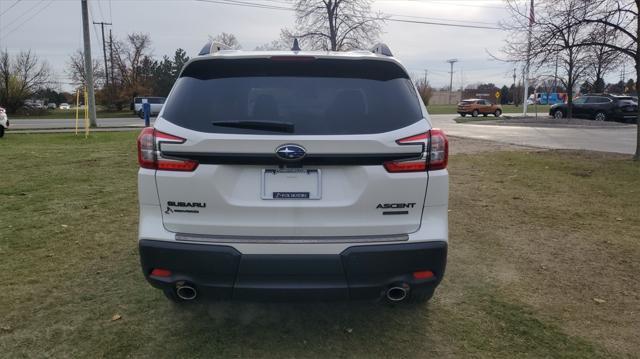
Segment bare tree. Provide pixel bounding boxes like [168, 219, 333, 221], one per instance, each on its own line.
[414, 77, 433, 106]
[502, 0, 591, 119]
[283, 0, 385, 51]
[111, 33, 152, 89]
[568, 0, 639, 160]
[254, 39, 289, 51]
[211, 32, 242, 50]
[584, 13, 623, 92]
[108, 33, 154, 108]
[67, 49, 104, 88]
[0, 50, 51, 113]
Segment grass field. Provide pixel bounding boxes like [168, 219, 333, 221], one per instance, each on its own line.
[427, 104, 551, 115]
[9, 109, 133, 119]
[1, 132, 638, 358]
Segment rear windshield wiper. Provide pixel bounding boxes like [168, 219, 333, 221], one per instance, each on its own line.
[212, 120, 295, 133]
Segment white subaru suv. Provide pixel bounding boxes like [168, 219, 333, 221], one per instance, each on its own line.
[137, 43, 449, 304]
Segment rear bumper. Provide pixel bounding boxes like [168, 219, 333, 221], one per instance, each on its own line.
[139, 239, 447, 301]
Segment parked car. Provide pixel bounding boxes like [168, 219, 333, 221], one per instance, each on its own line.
[59, 103, 71, 110]
[528, 92, 567, 105]
[47, 103, 57, 109]
[457, 99, 502, 117]
[133, 96, 166, 118]
[0, 107, 9, 138]
[549, 94, 638, 122]
[137, 43, 449, 304]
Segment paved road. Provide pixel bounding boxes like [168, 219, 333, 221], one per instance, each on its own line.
[8, 114, 637, 155]
[9, 117, 148, 129]
[429, 114, 637, 155]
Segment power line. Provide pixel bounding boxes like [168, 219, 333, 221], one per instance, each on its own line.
[0, 0, 54, 41]
[386, 13, 497, 26]
[88, 2, 103, 52]
[0, 0, 46, 32]
[196, 0, 291, 11]
[0, 0, 21, 17]
[96, 0, 106, 22]
[195, 0, 502, 30]
[93, 21, 112, 87]
[386, 18, 500, 30]
[402, 0, 506, 10]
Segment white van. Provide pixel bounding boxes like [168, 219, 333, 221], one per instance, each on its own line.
[133, 97, 166, 118]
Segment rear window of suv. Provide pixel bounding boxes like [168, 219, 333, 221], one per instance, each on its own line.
[161, 58, 423, 135]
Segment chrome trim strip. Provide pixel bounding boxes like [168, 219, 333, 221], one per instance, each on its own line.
[175, 233, 409, 244]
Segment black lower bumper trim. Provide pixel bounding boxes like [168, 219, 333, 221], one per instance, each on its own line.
[139, 239, 447, 301]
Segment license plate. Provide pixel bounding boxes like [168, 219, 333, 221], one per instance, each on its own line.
[261, 169, 321, 200]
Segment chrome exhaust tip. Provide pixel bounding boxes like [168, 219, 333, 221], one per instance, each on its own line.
[175, 283, 197, 301]
[386, 285, 409, 302]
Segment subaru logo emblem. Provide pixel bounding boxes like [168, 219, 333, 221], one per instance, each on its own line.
[275, 144, 306, 161]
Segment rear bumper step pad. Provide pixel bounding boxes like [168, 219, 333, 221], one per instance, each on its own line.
[139, 239, 447, 301]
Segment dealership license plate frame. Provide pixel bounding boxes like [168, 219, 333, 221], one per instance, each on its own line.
[261, 168, 322, 200]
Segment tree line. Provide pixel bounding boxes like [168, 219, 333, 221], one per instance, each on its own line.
[503, 0, 639, 159]
[0, 0, 385, 114]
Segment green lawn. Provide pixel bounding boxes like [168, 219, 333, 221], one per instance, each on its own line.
[0, 132, 638, 357]
[428, 104, 551, 115]
[9, 109, 134, 119]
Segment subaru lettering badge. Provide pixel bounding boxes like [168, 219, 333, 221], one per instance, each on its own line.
[275, 144, 306, 161]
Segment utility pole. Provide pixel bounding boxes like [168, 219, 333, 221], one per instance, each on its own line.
[109, 30, 114, 80]
[93, 21, 111, 87]
[81, 0, 97, 128]
[424, 69, 428, 85]
[553, 56, 558, 93]
[459, 68, 464, 93]
[446, 59, 458, 105]
[513, 68, 517, 106]
[523, 0, 534, 117]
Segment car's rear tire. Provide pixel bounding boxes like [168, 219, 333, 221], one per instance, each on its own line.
[472, 110, 479, 117]
[460, 113, 466, 117]
[594, 111, 606, 121]
[494, 109, 502, 117]
[553, 109, 564, 119]
[0, 126, 4, 138]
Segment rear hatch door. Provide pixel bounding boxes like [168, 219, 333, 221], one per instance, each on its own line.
[154, 57, 430, 237]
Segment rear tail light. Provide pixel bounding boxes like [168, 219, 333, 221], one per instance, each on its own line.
[150, 268, 172, 277]
[383, 129, 448, 173]
[413, 270, 435, 280]
[137, 127, 198, 171]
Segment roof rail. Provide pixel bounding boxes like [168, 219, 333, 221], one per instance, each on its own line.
[198, 39, 232, 56]
[371, 43, 393, 57]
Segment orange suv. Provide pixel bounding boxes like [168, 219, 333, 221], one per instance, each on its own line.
[457, 99, 502, 117]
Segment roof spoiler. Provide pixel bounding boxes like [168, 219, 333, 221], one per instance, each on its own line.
[371, 43, 393, 57]
[198, 39, 232, 56]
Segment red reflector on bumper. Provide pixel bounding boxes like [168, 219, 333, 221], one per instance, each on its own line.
[413, 270, 434, 280]
[151, 268, 172, 277]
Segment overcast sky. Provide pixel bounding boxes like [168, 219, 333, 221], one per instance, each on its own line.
[0, 0, 527, 91]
